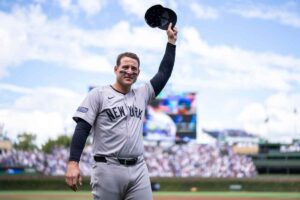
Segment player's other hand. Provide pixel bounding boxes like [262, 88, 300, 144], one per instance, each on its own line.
[167, 23, 178, 45]
[65, 161, 82, 192]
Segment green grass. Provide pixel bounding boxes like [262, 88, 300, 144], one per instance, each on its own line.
[0, 191, 299, 199]
[154, 191, 300, 198]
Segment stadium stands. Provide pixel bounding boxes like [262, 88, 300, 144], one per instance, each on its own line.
[251, 141, 300, 174]
[0, 143, 257, 178]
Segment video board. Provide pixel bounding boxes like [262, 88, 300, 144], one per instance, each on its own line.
[143, 92, 197, 142]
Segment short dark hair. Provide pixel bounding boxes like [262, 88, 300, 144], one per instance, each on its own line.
[116, 52, 140, 67]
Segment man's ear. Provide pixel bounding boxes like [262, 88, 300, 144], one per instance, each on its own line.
[114, 66, 118, 72]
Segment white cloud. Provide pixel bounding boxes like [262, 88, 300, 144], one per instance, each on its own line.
[78, 0, 106, 16]
[0, 85, 85, 146]
[238, 103, 268, 134]
[55, 0, 106, 16]
[238, 93, 300, 142]
[56, 0, 73, 10]
[190, 2, 219, 20]
[0, 4, 170, 78]
[0, 83, 33, 94]
[1, 109, 65, 146]
[119, 0, 165, 18]
[228, 3, 300, 28]
[0, 4, 117, 77]
[171, 27, 300, 92]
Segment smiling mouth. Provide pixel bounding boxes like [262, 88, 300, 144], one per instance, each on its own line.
[124, 75, 136, 79]
[126, 78, 135, 82]
[123, 77, 133, 81]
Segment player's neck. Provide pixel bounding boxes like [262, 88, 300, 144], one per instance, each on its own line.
[112, 82, 131, 94]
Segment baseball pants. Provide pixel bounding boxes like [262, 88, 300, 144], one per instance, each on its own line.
[90, 156, 152, 200]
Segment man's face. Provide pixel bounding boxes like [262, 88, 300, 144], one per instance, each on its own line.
[114, 56, 140, 88]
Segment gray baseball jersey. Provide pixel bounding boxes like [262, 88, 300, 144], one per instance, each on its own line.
[73, 82, 155, 158]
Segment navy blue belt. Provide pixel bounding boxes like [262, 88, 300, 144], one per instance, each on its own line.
[94, 156, 138, 166]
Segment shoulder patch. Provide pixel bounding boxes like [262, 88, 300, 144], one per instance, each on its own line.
[77, 106, 88, 113]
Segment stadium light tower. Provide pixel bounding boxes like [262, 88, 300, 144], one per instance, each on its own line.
[264, 104, 270, 142]
[0, 122, 4, 138]
[294, 108, 298, 137]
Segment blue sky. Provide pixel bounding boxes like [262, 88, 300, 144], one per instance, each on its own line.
[0, 0, 300, 146]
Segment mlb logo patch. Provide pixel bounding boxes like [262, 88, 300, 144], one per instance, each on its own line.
[77, 106, 88, 113]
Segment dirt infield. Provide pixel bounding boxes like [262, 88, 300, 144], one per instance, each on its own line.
[0, 191, 299, 200]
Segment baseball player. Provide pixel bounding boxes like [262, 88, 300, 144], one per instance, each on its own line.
[65, 23, 178, 200]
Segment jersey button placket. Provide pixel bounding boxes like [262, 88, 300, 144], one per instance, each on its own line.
[123, 96, 130, 138]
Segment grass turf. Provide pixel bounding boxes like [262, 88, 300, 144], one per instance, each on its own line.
[0, 191, 299, 199]
[154, 191, 300, 198]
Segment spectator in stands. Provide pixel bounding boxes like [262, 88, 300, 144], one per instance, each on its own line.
[0, 143, 257, 178]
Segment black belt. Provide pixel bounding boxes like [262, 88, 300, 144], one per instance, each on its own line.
[94, 156, 138, 166]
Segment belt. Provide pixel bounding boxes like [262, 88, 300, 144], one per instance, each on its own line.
[94, 156, 138, 166]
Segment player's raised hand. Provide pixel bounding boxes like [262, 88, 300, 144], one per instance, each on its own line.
[167, 23, 178, 45]
[65, 161, 82, 192]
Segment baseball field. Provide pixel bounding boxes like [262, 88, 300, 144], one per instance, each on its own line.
[0, 191, 299, 200]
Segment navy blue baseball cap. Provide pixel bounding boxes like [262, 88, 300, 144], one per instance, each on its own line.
[145, 4, 177, 30]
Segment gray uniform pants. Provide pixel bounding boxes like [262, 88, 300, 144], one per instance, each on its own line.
[90, 156, 152, 200]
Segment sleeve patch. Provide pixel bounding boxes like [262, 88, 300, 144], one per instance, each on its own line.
[77, 106, 88, 113]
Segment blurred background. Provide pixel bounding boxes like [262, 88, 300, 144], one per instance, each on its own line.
[0, 0, 300, 196]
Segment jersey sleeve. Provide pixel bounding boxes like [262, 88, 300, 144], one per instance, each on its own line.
[150, 42, 176, 96]
[73, 88, 102, 126]
[141, 81, 156, 104]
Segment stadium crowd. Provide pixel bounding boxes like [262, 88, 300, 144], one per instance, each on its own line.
[145, 143, 257, 178]
[280, 141, 300, 153]
[0, 143, 257, 178]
